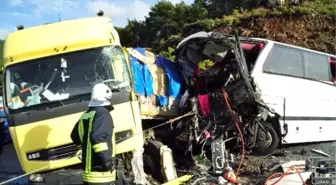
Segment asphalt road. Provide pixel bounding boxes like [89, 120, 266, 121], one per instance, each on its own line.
[0, 144, 27, 185]
[1, 141, 335, 185]
[240, 141, 336, 185]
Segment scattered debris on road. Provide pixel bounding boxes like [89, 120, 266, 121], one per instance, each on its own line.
[311, 149, 332, 158]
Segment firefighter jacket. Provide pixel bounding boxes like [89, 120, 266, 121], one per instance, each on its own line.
[70, 106, 115, 184]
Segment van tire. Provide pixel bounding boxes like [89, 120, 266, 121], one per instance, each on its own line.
[252, 122, 280, 155]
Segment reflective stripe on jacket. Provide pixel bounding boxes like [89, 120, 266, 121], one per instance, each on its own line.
[71, 106, 115, 184]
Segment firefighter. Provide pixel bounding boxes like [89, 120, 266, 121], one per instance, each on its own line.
[70, 83, 116, 185]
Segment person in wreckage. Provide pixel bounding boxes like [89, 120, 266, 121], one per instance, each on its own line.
[70, 83, 116, 185]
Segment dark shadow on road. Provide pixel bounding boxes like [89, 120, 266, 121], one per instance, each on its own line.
[281, 140, 336, 148]
[0, 125, 52, 184]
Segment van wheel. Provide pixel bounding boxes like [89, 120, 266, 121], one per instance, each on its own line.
[252, 122, 280, 155]
[143, 140, 164, 183]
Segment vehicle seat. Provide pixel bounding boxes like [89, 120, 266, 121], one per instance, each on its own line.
[193, 67, 210, 117]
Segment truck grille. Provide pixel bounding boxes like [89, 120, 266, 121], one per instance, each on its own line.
[26, 143, 79, 161]
[115, 130, 133, 144]
[26, 130, 133, 161]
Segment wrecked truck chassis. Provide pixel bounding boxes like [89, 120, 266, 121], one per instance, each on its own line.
[173, 31, 281, 156]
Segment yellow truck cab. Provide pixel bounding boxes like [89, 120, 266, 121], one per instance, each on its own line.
[2, 12, 193, 185]
[2, 14, 144, 184]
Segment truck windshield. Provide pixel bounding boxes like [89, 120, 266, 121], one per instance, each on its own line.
[5, 45, 131, 110]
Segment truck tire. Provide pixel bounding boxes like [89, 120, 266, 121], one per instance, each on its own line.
[252, 121, 280, 155]
[143, 140, 164, 183]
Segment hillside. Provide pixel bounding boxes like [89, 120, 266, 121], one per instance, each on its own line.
[215, 14, 335, 53]
[116, 0, 336, 58]
[182, 3, 336, 54]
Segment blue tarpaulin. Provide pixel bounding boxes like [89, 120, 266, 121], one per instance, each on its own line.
[135, 47, 146, 55]
[155, 56, 182, 98]
[128, 48, 182, 107]
[156, 95, 168, 107]
[129, 50, 153, 96]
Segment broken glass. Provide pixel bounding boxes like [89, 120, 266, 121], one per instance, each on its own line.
[5, 45, 131, 110]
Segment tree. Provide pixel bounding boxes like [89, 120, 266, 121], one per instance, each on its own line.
[188, 0, 208, 21]
[197, 0, 263, 17]
[119, 20, 148, 47]
[145, 1, 180, 43]
[143, 0, 208, 51]
[117, 0, 293, 52]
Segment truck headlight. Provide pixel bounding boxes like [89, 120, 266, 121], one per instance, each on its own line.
[29, 174, 44, 182]
[76, 150, 82, 161]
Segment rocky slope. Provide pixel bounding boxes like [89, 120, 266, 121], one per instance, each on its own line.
[214, 13, 336, 54]
[161, 1, 336, 56]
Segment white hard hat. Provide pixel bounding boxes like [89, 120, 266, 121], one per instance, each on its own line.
[88, 83, 113, 107]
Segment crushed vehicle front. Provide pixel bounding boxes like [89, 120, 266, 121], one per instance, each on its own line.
[173, 31, 281, 168]
[1, 17, 140, 178]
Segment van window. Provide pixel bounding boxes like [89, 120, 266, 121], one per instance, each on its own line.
[263, 44, 304, 77]
[304, 51, 330, 81]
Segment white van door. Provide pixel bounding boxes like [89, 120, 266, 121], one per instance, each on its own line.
[253, 42, 336, 144]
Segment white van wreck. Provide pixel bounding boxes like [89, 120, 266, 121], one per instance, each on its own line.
[171, 31, 336, 158]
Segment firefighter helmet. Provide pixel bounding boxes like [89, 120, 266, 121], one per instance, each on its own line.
[88, 83, 113, 107]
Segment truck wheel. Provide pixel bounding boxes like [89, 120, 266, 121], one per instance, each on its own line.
[143, 140, 164, 183]
[252, 122, 280, 155]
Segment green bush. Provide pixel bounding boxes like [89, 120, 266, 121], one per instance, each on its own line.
[250, 8, 268, 18]
[269, 9, 283, 16]
[183, 19, 216, 32]
[158, 47, 176, 62]
[153, 35, 182, 54]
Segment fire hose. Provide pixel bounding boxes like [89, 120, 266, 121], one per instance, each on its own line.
[0, 111, 195, 185]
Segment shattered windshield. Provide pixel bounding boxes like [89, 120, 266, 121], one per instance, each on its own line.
[5, 45, 131, 110]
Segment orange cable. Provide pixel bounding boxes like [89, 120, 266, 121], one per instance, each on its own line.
[221, 87, 245, 178]
[265, 166, 307, 185]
